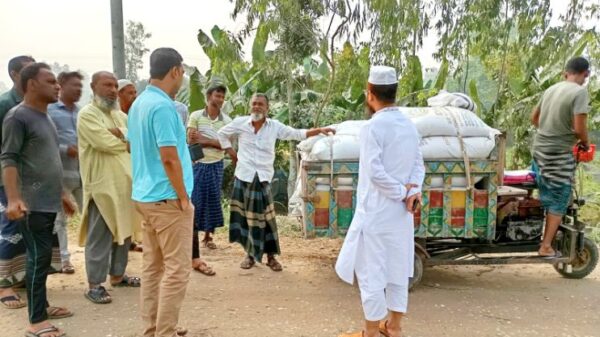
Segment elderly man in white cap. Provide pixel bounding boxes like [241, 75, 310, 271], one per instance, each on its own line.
[118, 79, 137, 114]
[336, 66, 425, 337]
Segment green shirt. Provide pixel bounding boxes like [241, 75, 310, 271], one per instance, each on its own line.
[533, 81, 590, 152]
[0, 88, 23, 187]
[187, 109, 232, 164]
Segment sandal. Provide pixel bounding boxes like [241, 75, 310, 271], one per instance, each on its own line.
[266, 257, 283, 272]
[47, 306, 73, 319]
[111, 275, 141, 287]
[193, 262, 216, 276]
[176, 326, 188, 336]
[25, 325, 65, 337]
[1, 294, 26, 309]
[130, 243, 143, 252]
[240, 256, 255, 269]
[85, 286, 112, 304]
[61, 262, 75, 274]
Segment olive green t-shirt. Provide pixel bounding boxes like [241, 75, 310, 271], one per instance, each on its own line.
[533, 81, 590, 152]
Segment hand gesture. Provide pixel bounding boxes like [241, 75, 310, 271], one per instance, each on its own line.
[320, 127, 336, 135]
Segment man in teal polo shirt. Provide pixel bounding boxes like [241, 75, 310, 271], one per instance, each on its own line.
[128, 47, 193, 337]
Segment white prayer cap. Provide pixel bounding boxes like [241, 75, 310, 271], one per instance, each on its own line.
[118, 79, 134, 92]
[368, 65, 398, 85]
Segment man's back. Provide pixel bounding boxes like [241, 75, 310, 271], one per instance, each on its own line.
[534, 81, 590, 151]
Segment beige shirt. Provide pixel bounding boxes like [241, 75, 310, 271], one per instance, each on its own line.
[77, 103, 142, 245]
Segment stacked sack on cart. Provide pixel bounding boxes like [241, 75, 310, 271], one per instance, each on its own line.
[298, 109, 499, 161]
[288, 92, 501, 215]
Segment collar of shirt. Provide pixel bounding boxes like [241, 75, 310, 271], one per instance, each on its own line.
[55, 100, 79, 112]
[202, 108, 225, 121]
[146, 84, 173, 102]
[246, 116, 272, 127]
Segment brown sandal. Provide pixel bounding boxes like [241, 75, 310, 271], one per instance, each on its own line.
[193, 262, 216, 276]
[61, 262, 75, 274]
[240, 256, 255, 269]
[266, 257, 283, 272]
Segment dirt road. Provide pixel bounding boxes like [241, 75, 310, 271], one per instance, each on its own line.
[1, 223, 599, 337]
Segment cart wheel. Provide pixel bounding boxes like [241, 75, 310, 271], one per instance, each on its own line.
[409, 251, 425, 291]
[553, 237, 599, 279]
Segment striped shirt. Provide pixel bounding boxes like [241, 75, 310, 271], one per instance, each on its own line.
[187, 109, 231, 164]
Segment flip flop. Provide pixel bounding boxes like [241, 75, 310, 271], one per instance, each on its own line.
[47, 306, 74, 319]
[0, 295, 26, 309]
[24, 325, 65, 337]
[539, 250, 562, 259]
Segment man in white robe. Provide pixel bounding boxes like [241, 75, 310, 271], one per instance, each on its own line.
[336, 66, 425, 337]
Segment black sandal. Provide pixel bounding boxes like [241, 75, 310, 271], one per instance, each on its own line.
[85, 286, 112, 304]
[111, 275, 141, 288]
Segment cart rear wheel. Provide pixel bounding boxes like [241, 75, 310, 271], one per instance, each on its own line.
[409, 250, 425, 291]
[553, 237, 599, 279]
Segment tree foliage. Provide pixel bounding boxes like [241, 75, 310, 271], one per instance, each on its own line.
[181, 0, 600, 189]
[124, 20, 152, 82]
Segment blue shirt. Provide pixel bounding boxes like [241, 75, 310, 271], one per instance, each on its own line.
[128, 85, 194, 202]
[48, 101, 80, 186]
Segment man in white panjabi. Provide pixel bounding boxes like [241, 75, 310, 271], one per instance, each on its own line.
[336, 66, 425, 337]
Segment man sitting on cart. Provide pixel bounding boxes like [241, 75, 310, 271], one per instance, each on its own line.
[531, 56, 590, 258]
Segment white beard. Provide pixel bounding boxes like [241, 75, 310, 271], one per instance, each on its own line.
[251, 112, 264, 122]
[94, 95, 118, 112]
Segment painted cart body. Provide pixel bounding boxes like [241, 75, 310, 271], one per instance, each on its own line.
[298, 137, 598, 288]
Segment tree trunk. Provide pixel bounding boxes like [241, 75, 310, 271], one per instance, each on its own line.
[286, 67, 298, 209]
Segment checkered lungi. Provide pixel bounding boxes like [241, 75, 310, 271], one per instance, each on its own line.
[229, 175, 280, 262]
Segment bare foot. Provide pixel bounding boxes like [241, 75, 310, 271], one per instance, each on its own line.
[538, 245, 556, 257]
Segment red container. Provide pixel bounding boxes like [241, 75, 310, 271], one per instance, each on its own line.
[573, 144, 595, 162]
[474, 190, 488, 208]
[451, 208, 466, 217]
[451, 216, 465, 228]
[314, 209, 329, 228]
[337, 189, 353, 208]
[429, 190, 443, 208]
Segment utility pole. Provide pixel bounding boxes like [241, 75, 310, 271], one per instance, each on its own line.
[110, 0, 126, 79]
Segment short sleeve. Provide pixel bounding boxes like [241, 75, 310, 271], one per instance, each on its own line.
[187, 111, 199, 129]
[152, 103, 180, 147]
[573, 88, 590, 115]
[0, 112, 25, 169]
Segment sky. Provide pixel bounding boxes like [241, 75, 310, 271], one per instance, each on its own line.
[0, 0, 573, 89]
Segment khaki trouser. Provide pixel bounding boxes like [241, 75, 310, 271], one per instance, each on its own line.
[135, 200, 194, 337]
